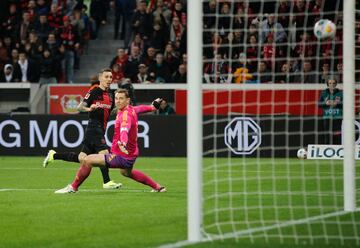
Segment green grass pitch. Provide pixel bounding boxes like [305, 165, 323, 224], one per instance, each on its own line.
[0, 156, 359, 248]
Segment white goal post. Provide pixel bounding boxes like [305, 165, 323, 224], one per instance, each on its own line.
[343, 0, 356, 212]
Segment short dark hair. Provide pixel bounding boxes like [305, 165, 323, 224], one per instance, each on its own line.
[115, 88, 130, 98]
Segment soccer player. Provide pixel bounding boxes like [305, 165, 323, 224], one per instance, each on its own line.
[43, 69, 122, 191]
[51, 89, 166, 193]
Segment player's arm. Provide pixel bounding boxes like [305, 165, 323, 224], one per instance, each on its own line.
[134, 98, 162, 114]
[77, 90, 97, 112]
[77, 101, 97, 112]
[117, 110, 132, 154]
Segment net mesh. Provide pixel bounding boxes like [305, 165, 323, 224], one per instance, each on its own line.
[201, 0, 360, 245]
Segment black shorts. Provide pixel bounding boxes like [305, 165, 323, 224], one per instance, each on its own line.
[81, 128, 108, 154]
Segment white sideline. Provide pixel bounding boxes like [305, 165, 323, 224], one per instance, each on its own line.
[0, 188, 147, 193]
[156, 210, 360, 248]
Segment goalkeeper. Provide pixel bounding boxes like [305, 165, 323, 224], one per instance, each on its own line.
[52, 89, 166, 193]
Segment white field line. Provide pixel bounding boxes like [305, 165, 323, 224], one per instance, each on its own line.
[156, 209, 360, 248]
[0, 188, 342, 197]
[0, 188, 150, 193]
[0, 167, 344, 175]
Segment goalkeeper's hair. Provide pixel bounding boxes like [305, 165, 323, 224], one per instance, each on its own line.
[115, 88, 130, 98]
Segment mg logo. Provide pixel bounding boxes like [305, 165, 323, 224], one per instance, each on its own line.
[224, 117, 261, 155]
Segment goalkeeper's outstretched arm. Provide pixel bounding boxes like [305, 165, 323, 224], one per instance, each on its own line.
[134, 98, 163, 114]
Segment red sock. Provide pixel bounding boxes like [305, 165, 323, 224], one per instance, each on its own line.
[130, 169, 160, 190]
[71, 164, 92, 190]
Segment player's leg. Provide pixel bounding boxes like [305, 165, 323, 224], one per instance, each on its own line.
[95, 146, 122, 189]
[43, 150, 80, 167]
[120, 167, 166, 193]
[43, 138, 90, 168]
[54, 151, 91, 194]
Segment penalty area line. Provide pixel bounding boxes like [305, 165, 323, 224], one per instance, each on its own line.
[156, 209, 360, 248]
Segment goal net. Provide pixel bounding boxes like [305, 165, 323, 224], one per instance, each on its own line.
[188, 0, 360, 245]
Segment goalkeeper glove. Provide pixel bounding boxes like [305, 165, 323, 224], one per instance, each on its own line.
[152, 98, 163, 109]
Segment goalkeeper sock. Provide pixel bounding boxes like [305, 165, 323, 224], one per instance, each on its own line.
[54, 152, 79, 163]
[99, 166, 111, 184]
[71, 164, 91, 190]
[130, 169, 160, 190]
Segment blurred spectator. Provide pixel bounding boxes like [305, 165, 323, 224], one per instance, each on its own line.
[319, 62, 331, 84]
[19, 11, 34, 45]
[124, 46, 141, 81]
[0, 64, 20, 82]
[171, 63, 186, 83]
[293, 60, 318, 83]
[47, 3, 64, 31]
[135, 63, 151, 83]
[248, 24, 259, 40]
[27, 1, 37, 23]
[148, 53, 171, 83]
[130, 33, 145, 54]
[256, 61, 272, 83]
[158, 99, 175, 115]
[262, 33, 275, 71]
[277, 0, 290, 29]
[3, 36, 14, 54]
[218, 3, 231, 36]
[60, 15, 80, 83]
[90, 0, 108, 37]
[246, 34, 259, 69]
[233, 7, 245, 31]
[112, 0, 124, 40]
[276, 62, 294, 83]
[292, 0, 307, 40]
[334, 62, 343, 84]
[0, 40, 9, 70]
[153, 0, 172, 27]
[169, 16, 184, 44]
[204, 53, 232, 84]
[122, 0, 137, 48]
[181, 53, 187, 65]
[34, 13, 53, 43]
[2, 3, 21, 43]
[9, 48, 19, 67]
[110, 48, 128, 77]
[259, 13, 287, 44]
[27, 31, 43, 60]
[131, 0, 152, 41]
[15, 51, 39, 83]
[223, 31, 243, 60]
[203, 0, 216, 29]
[293, 32, 314, 59]
[38, 48, 58, 85]
[232, 53, 254, 84]
[111, 63, 124, 83]
[149, 20, 169, 52]
[164, 42, 180, 73]
[35, 0, 50, 16]
[173, 1, 186, 27]
[142, 46, 156, 66]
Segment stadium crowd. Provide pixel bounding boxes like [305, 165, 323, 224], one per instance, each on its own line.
[0, 0, 100, 84]
[109, 0, 187, 84]
[202, 0, 344, 84]
[0, 0, 352, 85]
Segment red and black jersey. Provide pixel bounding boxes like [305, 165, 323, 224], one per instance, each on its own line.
[83, 87, 114, 134]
